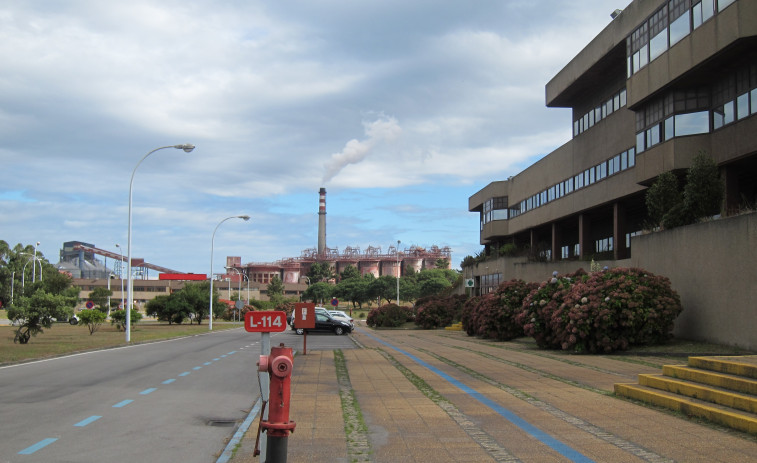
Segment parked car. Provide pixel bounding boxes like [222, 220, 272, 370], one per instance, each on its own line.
[329, 310, 354, 327]
[288, 306, 329, 327]
[293, 312, 352, 335]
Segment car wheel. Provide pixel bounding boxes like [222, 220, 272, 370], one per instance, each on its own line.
[295, 328, 304, 335]
[334, 326, 344, 335]
[69, 317, 78, 325]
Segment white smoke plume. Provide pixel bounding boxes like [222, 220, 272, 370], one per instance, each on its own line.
[322, 115, 402, 183]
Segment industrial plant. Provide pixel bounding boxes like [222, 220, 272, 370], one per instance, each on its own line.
[56, 188, 451, 303]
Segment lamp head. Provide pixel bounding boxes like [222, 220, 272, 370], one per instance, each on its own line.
[175, 143, 195, 153]
[239, 215, 251, 221]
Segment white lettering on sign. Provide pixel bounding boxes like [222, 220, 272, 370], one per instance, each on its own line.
[244, 311, 286, 332]
[301, 307, 307, 320]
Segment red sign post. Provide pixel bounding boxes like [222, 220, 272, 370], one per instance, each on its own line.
[245, 311, 287, 333]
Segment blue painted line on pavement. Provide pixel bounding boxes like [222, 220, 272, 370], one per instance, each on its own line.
[18, 438, 58, 454]
[220, 354, 227, 358]
[74, 415, 102, 427]
[140, 388, 157, 395]
[204, 362, 212, 365]
[227, 351, 236, 355]
[363, 332, 595, 463]
[213, 358, 220, 361]
[113, 399, 133, 408]
[162, 378, 176, 384]
[179, 371, 191, 377]
[193, 366, 202, 370]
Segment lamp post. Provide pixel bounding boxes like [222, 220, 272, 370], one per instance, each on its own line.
[396, 240, 401, 305]
[225, 266, 243, 322]
[11, 271, 15, 305]
[126, 144, 195, 343]
[115, 244, 125, 311]
[209, 215, 250, 330]
[33, 241, 40, 283]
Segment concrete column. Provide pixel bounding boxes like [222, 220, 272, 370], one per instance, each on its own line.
[613, 202, 628, 260]
[551, 223, 561, 262]
[578, 214, 590, 259]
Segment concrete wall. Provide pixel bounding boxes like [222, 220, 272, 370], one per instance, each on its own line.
[629, 212, 757, 350]
[464, 212, 757, 350]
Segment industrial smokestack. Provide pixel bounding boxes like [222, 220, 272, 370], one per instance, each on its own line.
[318, 188, 326, 256]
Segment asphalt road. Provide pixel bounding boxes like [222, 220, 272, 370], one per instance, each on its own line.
[0, 326, 354, 462]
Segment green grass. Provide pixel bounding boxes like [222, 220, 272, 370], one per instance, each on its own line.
[0, 321, 243, 365]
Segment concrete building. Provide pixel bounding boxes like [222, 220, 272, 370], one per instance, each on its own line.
[468, 0, 757, 349]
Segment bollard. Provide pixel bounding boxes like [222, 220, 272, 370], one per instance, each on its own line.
[256, 343, 296, 462]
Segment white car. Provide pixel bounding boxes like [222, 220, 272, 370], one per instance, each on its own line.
[329, 310, 354, 327]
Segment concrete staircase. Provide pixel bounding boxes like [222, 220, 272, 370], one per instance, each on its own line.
[614, 355, 757, 435]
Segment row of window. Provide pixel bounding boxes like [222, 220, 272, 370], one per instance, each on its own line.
[573, 89, 628, 137]
[481, 147, 637, 227]
[636, 65, 757, 152]
[627, 0, 736, 78]
[509, 147, 636, 220]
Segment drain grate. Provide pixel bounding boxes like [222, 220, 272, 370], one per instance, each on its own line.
[206, 418, 239, 427]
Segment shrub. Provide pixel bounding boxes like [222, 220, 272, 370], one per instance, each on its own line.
[485, 279, 540, 341]
[414, 294, 467, 329]
[110, 309, 143, 331]
[553, 267, 682, 353]
[461, 296, 481, 336]
[366, 304, 413, 328]
[516, 269, 587, 348]
[78, 309, 106, 335]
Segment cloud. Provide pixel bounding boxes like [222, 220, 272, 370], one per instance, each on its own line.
[321, 116, 402, 184]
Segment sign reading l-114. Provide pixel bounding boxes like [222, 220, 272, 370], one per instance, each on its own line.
[244, 310, 287, 333]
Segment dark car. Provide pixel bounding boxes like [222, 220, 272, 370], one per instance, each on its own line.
[293, 312, 352, 335]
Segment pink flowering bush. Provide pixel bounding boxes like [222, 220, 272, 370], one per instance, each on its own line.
[415, 294, 467, 329]
[516, 269, 587, 348]
[552, 268, 682, 353]
[462, 279, 539, 341]
[461, 296, 482, 336]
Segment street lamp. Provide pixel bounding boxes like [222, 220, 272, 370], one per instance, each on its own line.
[396, 240, 401, 305]
[33, 242, 40, 283]
[209, 215, 250, 330]
[126, 144, 195, 342]
[115, 244, 125, 311]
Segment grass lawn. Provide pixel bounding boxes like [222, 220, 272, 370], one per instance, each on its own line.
[0, 321, 243, 365]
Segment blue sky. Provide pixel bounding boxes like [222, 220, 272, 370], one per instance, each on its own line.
[0, 0, 620, 272]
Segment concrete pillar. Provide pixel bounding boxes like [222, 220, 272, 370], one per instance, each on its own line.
[578, 214, 591, 259]
[614, 202, 628, 260]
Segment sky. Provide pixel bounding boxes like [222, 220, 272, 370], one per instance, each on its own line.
[0, 0, 622, 274]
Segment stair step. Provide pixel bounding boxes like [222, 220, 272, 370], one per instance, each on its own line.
[689, 356, 757, 379]
[614, 383, 757, 435]
[663, 365, 757, 395]
[639, 374, 757, 414]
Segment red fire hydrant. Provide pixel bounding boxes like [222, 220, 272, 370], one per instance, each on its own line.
[256, 343, 296, 462]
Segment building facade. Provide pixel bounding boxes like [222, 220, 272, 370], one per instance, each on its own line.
[470, 0, 757, 283]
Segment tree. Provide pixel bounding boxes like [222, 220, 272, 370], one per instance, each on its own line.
[89, 287, 113, 314]
[646, 171, 682, 228]
[371, 275, 397, 305]
[7, 289, 76, 343]
[417, 276, 453, 298]
[267, 276, 285, 305]
[684, 151, 723, 220]
[78, 309, 107, 335]
[339, 264, 360, 281]
[335, 277, 372, 308]
[145, 295, 175, 323]
[303, 282, 332, 305]
[308, 262, 335, 282]
[110, 309, 143, 331]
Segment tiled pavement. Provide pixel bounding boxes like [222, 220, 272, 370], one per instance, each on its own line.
[230, 327, 757, 462]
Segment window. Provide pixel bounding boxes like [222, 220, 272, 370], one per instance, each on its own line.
[718, 0, 736, 10]
[669, 11, 691, 46]
[737, 92, 750, 119]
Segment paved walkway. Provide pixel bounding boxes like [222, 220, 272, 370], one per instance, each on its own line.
[231, 326, 757, 462]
